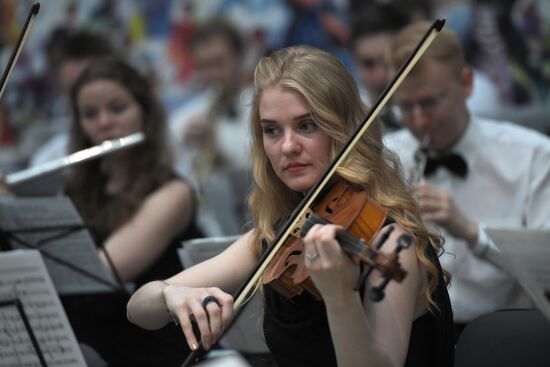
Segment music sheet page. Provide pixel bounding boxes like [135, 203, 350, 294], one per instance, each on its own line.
[0, 250, 86, 366]
[0, 196, 115, 294]
[487, 228, 550, 322]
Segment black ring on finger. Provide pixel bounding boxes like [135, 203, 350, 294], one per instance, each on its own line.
[202, 295, 220, 309]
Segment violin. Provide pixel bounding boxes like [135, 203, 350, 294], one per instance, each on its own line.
[263, 177, 410, 301]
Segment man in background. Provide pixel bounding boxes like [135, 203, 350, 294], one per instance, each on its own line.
[30, 28, 114, 166]
[385, 22, 550, 338]
[169, 18, 253, 236]
[349, 3, 410, 133]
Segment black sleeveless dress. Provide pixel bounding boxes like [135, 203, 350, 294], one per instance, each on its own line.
[61, 176, 203, 367]
[263, 244, 455, 367]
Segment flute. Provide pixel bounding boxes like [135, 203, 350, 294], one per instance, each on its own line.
[6, 132, 145, 186]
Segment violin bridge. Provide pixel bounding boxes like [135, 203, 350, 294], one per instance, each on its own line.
[291, 208, 313, 239]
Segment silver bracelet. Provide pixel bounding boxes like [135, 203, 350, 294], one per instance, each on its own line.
[160, 281, 179, 325]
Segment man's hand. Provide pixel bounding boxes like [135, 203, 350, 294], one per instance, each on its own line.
[412, 182, 478, 246]
[183, 115, 212, 147]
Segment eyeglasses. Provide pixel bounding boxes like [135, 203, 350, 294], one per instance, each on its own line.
[396, 92, 447, 114]
[358, 56, 385, 70]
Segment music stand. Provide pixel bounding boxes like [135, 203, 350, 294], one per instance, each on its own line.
[179, 236, 269, 354]
[0, 196, 120, 295]
[9, 170, 66, 197]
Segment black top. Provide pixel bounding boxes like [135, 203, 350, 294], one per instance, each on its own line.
[263, 244, 455, 367]
[61, 176, 203, 367]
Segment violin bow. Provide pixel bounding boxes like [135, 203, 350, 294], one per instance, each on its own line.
[183, 18, 446, 366]
[0, 3, 40, 100]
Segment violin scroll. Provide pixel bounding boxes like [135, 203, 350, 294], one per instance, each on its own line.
[366, 232, 412, 302]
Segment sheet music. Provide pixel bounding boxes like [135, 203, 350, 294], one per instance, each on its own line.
[0, 300, 44, 366]
[486, 228, 550, 322]
[196, 350, 251, 366]
[0, 250, 86, 366]
[0, 196, 116, 295]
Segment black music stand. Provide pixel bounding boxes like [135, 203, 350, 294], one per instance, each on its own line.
[0, 196, 122, 295]
[9, 170, 66, 197]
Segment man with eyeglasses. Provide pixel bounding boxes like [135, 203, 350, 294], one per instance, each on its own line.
[385, 22, 550, 340]
[349, 3, 410, 133]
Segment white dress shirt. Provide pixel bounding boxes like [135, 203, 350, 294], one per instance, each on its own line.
[169, 87, 252, 183]
[384, 115, 550, 322]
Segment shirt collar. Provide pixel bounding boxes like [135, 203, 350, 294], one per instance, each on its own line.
[450, 114, 481, 170]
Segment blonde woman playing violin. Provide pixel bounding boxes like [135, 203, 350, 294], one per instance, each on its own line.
[128, 45, 454, 367]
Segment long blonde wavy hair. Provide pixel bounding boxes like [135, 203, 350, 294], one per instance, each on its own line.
[248, 45, 446, 310]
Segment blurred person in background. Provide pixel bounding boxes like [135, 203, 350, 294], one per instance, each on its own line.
[0, 28, 115, 195]
[170, 18, 254, 237]
[283, 0, 350, 52]
[385, 21, 550, 340]
[61, 56, 202, 366]
[465, 0, 537, 105]
[349, 2, 410, 133]
[30, 28, 115, 166]
[437, 0, 550, 111]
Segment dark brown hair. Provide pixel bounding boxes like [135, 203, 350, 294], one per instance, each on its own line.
[190, 18, 243, 55]
[46, 28, 114, 72]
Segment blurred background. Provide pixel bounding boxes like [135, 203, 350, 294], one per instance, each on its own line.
[1, 0, 549, 173]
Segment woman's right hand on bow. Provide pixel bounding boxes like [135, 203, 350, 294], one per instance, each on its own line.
[163, 285, 234, 351]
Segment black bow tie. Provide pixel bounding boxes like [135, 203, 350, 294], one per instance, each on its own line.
[423, 153, 468, 177]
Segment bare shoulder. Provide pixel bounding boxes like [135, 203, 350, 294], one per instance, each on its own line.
[159, 178, 193, 198]
[137, 179, 195, 233]
[146, 179, 193, 208]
